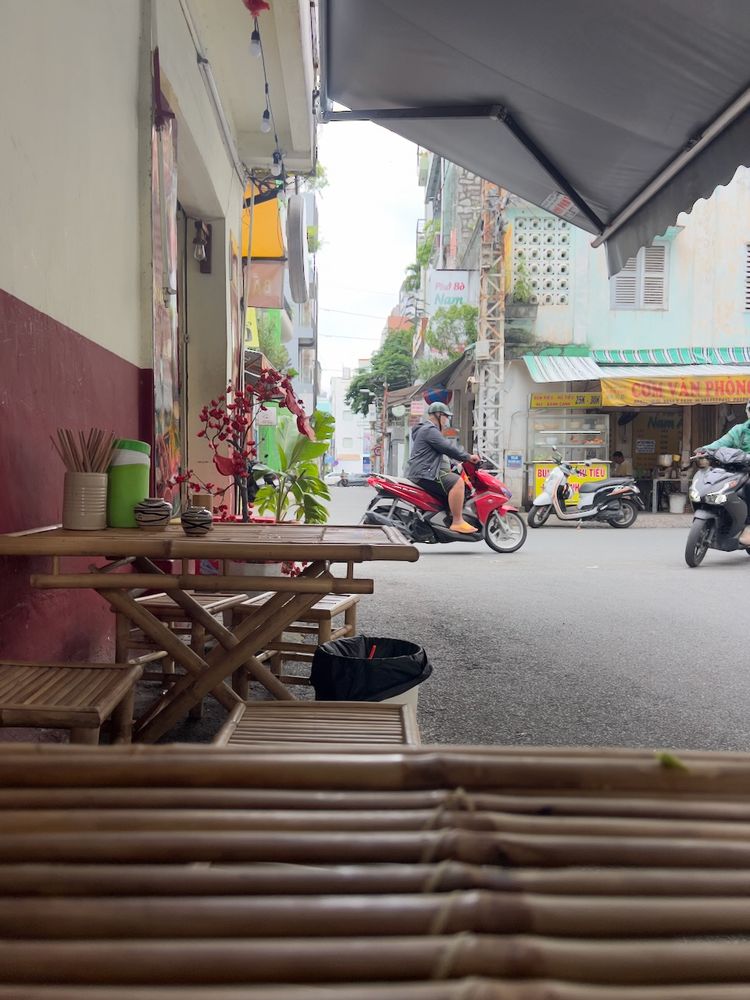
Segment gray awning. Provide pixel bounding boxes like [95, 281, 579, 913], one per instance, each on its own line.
[320, 0, 750, 273]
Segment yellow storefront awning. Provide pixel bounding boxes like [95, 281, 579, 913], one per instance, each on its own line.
[600, 366, 750, 406]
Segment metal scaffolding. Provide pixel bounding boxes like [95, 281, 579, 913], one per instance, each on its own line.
[473, 180, 505, 464]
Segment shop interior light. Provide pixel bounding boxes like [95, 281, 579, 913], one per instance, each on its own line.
[261, 109, 271, 133]
[270, 152, 282, 177]
[249, 26, 261, 57]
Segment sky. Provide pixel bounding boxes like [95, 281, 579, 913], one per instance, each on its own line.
[314, 120, 425, 392]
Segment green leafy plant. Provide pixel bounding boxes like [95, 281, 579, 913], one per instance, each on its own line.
[416, 219, 440, 268]
[345, 329, 415, 415]
[402, 262, 421, 292]
[253, 410, 335, 524]
[510, 257, 534, 304]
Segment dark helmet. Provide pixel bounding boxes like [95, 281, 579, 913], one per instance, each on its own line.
[427, 401, 453, 417]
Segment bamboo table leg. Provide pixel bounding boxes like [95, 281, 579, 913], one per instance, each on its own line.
[135, 564, 343, 743]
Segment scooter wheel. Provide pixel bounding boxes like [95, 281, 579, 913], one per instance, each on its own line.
[685, 520, 711, 567]
[528, 505, 552, 528]
[484, 511, 527, 553]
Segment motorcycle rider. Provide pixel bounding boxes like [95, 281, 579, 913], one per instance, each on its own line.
[699, 399, 750, 545]
[405, 401, 482, 534]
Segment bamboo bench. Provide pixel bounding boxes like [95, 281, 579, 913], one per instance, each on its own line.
[214, 699, 420, 748]
[230, 592, 360, 693]
[0, 660, 143, 743]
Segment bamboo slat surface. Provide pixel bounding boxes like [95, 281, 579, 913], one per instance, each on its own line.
[0, 523, 418, 562]
[2, 745, 750, 996]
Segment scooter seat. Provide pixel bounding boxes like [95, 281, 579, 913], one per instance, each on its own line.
[578, 477, 634, 492]
[379, 475, 418, 487]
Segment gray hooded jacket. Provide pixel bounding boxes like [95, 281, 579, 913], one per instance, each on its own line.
[405, 421, 471, 480]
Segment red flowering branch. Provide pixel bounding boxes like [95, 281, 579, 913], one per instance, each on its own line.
[168, 368, 313, 523]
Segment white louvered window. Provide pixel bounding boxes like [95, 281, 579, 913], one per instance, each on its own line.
[745, 243, 750, 310]
[610, 243, 669, 310]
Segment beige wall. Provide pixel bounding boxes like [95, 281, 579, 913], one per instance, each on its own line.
[0, 0, 147, 365]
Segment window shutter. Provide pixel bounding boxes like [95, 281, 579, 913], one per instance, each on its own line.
[745, 243, 750, 310]
[611, 257, 637, 308]
[641, 244, 667, 308]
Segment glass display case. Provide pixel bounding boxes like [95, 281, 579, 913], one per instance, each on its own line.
[528, 409, 609, 463]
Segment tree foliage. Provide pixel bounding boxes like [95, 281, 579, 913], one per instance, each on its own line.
[257, 311, 291, 371]
[345, 329, 415, 415]
[416, 304, 478, 382]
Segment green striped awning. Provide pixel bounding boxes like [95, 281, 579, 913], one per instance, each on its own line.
[592, 347, 750, 366]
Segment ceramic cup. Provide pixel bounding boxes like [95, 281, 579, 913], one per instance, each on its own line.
[180, 507, 213, 536]
[134, 497, 173, 531]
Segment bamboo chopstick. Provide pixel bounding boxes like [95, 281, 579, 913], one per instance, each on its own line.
[51, 428, 116, 473]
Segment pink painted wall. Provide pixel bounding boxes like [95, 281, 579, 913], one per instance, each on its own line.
[0, 290, 151, 660]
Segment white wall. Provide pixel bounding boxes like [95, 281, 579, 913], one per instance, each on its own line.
[0, 0, 147, 365]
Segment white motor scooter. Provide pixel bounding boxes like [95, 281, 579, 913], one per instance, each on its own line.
[528, 451, 644, 528]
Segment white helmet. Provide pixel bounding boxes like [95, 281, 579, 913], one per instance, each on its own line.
[746, 399, 750, 420]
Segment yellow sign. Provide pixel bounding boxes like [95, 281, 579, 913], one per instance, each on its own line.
[530, 392, 602, 409]
[533, 461, 610, 503]
[245, 307, 260, 349]
[601, 375, 750, 407]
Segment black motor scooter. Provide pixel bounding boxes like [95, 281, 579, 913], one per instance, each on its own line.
[685, 447, 750, 567]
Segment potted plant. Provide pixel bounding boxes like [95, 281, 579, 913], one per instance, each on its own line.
[253, 409, 335, 524]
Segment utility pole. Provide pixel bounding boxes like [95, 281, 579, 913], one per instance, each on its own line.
[380, 382, 389, 474]
[473, 180, 505, 465]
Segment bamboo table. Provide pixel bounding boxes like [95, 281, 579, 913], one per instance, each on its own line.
[0, 742, 749, 995]
[0, 523, 418, 742]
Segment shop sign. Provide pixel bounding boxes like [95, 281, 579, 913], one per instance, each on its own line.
[506, 453, 523, 469]
[601, 375, 750, 407]
[635, 439, 655, 454]
[410, 400, 426, 416]
[533, 461, 609, 503]
[530, 392, 602, 409]
[425, 270, 471, 313]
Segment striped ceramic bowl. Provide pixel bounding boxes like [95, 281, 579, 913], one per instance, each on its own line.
[133, 497, 173, 531]
[180, 507, 213, 536]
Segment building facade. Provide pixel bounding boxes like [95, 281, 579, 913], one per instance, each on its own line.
[0, 0, 316, 659]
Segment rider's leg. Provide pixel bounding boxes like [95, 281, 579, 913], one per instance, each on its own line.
[447, 477, 476, 533]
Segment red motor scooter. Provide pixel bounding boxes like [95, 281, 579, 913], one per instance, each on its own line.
[362, 459, 527, 553]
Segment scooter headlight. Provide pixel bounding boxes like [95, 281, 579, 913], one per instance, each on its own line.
[689, 487, 701, 502]
[705, 491, 728, 504]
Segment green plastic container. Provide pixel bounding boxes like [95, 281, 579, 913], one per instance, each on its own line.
[107, 439, 151, 527]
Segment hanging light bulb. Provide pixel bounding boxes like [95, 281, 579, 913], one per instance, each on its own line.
[193, 241, 206, 262]
[270, 152, 282, 177]
[249, 24, 261, 57]
[261, 108, 271, 133]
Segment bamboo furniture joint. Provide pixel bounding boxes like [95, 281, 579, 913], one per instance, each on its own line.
[0, 743, 749, 995]
[0, 523, 417, 742]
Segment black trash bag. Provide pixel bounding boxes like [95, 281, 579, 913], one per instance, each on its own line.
[311, 635, 432, 702]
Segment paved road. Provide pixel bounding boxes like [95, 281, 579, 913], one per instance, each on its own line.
[332, 485, 750, 752]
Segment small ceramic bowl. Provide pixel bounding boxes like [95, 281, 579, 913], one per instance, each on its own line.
[180, 507, 213, 536]
[134, 497, 173, 530]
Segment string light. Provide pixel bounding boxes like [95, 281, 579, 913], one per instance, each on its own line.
[246, 4, 285, 181]
[249, 20, 261, 57]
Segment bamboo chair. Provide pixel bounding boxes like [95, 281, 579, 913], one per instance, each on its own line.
[116, 591, 249, 718]
[0, 661, 142, 743]
[230, 591, 359, 693]
[214, 699, 420, 748]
